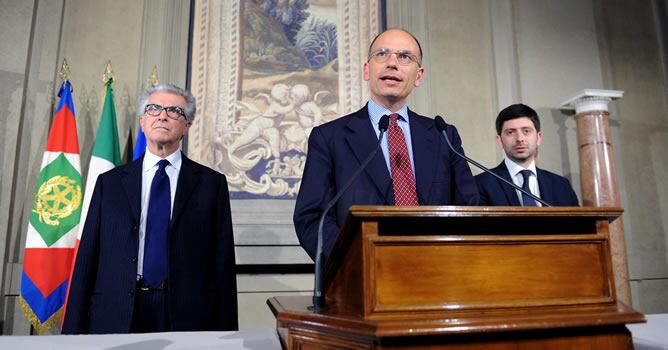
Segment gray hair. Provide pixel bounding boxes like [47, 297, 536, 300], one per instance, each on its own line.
[137, 84, 197, 122]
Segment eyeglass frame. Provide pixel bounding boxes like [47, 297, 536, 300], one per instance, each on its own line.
[143, 103, 188, 121]
[367, 48, 422, 67]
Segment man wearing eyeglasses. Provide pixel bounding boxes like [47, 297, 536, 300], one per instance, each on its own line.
[294, 28, 479, 261]
[63, 84, 238, 334]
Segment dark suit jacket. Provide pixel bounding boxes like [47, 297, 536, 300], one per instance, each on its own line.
[63, 155, 238, 334]
[475, 161, 579, 206]
[294, 105, 479, 260]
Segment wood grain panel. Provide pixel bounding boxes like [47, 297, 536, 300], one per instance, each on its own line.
[372, 240, 612, 313]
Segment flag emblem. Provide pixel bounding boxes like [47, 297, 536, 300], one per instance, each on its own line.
[30, 153, 83, 245]
[33, 175, 82, 226]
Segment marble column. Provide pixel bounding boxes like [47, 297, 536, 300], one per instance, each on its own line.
[562, 89, 631, 305]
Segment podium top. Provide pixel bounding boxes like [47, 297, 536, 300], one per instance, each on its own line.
[347, 205, 623, 219]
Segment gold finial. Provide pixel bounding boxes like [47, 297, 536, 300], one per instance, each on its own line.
[147, 65, 159, 86]
[59, 58, 71, 82]
[102, 61, 115, 84]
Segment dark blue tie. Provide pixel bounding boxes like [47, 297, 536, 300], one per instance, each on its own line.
[144, 159, 171, 287]
[520, 169, 537, 207]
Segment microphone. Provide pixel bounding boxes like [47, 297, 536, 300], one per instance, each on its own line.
[434, 115, 550, 207]
[313, 114, 390, 312]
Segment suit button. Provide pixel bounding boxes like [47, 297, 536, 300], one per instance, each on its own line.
[132, 225, 138, 231]
[128, 289, 135, 296]
[131, 256, 137, 262]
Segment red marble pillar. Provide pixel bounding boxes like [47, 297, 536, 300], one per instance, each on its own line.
[575, 111, 620, 206]
[563, 90, 631, 306]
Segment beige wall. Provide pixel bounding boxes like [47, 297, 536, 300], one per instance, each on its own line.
[0, 0, 666, 335]
[595, 0, 668, 311]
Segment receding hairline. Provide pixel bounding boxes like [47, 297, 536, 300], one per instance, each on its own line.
[368, 28, 423, 62]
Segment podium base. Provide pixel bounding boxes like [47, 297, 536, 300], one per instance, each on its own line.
[268, 296, 642, 350]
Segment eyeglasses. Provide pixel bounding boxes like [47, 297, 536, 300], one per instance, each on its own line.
[368, 48, 421, 67]
[144, 103, 187, 120]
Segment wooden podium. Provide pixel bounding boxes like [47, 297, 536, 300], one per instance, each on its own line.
[269, 206, 645, 349]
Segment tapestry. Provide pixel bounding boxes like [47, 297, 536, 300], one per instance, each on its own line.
[189, 0, 381, 198]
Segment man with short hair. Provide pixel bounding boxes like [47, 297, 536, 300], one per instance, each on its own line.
[63, 84, 238, 334]
[294, 28, 478, 260]
[475, 103, 579, 206]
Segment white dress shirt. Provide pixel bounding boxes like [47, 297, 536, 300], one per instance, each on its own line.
[367, 99, 416, 178]
[137, 149, 182, 277]
[504, 157, 542, 206]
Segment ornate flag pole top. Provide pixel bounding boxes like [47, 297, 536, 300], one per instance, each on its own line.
[59, 58, 71, 82]
[147, 65, 160, 86]
[102, 61, 115, 85]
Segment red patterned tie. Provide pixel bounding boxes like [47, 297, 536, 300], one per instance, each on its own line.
[388, 114, 418, 205]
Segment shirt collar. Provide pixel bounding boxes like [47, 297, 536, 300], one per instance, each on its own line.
[143, 148, 182, 173]
[504, 157, 537, 177]
[368, 99, 410, 125]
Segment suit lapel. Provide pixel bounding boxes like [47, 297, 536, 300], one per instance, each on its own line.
[121, 158, 143, 223]
[409, 110, 437, 204]
[344, 107, 392, 203]
[171, 154, 201, 226]
[494, 162, 522, 206]
[536, 168, 553, 204]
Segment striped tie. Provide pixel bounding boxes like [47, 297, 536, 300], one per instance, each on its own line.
[388, 114, 418, 205]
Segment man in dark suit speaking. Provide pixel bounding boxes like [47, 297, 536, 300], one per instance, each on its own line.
[63, 84, 237, 334]
[475, 103, 579, 206]
[294, 28, 479, 260]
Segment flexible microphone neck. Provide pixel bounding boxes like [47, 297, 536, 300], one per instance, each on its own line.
[434, 115, 551, 207]
[313, 115, 390, 312]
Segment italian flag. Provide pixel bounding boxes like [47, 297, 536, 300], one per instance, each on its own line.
[62, 79, 121, 319]
[77, 79, 122, 240]
[19, 81, 82, 334]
